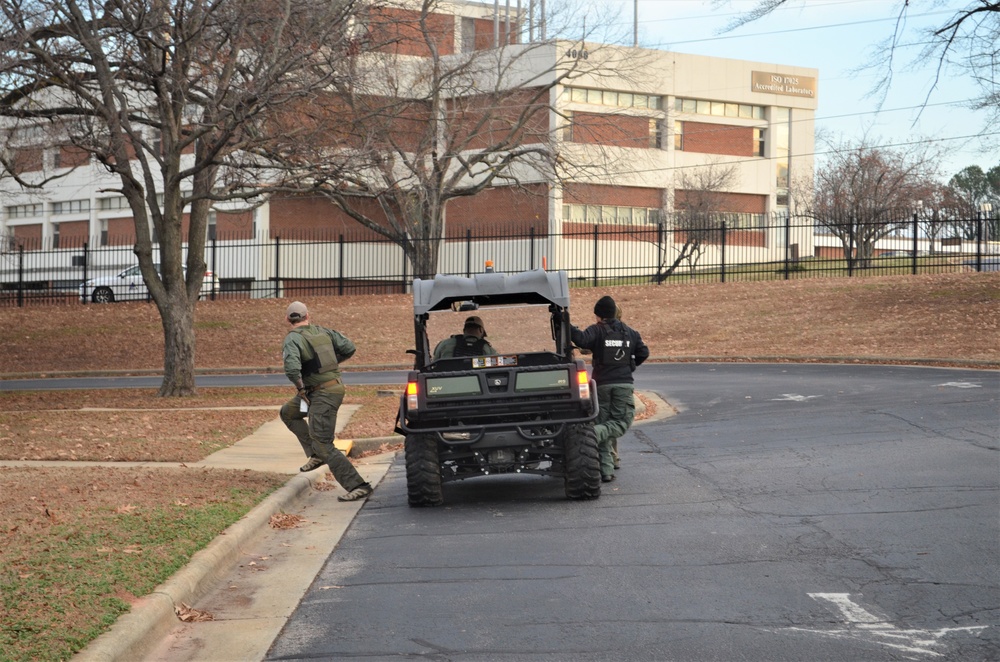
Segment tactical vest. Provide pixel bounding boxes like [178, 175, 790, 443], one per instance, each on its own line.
[293, 326, 340, 376]
[595, 324, 632, 367]
[451, 334, 489, 358]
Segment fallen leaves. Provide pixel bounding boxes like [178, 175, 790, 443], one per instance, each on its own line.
[269, 513, 304, 529]
[175, 602, 214, 622]
[313, 478, 337, 492]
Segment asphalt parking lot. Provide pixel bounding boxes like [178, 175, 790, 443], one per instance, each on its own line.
[260, 363, 998, 662]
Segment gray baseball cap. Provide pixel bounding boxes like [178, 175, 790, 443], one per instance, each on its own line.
[286, 301, 308, 321]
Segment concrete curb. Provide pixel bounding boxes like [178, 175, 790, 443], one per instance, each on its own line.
[348, 434, 404, 456]
[75, 471, 324, 662]
[3, 356, 998, 381]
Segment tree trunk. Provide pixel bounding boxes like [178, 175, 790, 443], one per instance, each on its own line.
[858, 239, 876, 269]
[410, 236, 441, 281]
[157, 293, 198, 397]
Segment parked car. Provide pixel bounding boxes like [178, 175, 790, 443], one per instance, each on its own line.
[964, 257, 1000, 272]
[79, 264, 218, 303]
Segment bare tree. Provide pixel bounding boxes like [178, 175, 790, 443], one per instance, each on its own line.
[650, 160, 740, 282]
[0, 0, 361, 395]
[257, 0, 649, 279]
[718, 1, 999, 145]
[911, 181, 964, 254]
[799, 136, 941, 268]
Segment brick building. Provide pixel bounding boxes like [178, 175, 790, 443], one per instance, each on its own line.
[0, 0, 817, 291]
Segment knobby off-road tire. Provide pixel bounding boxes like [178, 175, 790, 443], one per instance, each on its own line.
[562, 423, 601, 500]
[405, 434, 443, 507]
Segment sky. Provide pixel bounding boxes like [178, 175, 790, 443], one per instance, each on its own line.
[593, 0, 995, 181]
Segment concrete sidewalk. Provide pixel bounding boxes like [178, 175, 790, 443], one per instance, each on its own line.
[73, 394, 667, 662]
[74, 405, 403, 662]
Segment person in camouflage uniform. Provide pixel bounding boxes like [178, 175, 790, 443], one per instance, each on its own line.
[280, 301, 372, 502]
[432, 315, 498, 359]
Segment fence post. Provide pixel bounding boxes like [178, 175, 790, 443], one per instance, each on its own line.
[720, 221, 727, 283]
[466, 229, 472, 277]
[784, 213, 791, 280]
[17, 244, 24, 308]
[274, 235, 281, 299]
[911, 213, 919, 275]
[529, 226, 535, 270]
[338, 234, 345, 295]
[656, 221, 663, 285]
[401, 243, 408, 293]
[208, 232, 219, 301]
[976, 213, 983, 272]
[592, 224, 599, 287]
[82, 241, 89, 305]
[847, 218, 855, 277]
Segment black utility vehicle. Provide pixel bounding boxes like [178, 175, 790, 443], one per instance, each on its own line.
[397, 269, 602, 506]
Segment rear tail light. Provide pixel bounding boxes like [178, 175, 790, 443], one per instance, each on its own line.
[406, 381, 419, 410]
[577, 370, 591, 400]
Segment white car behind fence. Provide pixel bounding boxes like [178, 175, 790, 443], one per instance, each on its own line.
[79, 264, 218, 303]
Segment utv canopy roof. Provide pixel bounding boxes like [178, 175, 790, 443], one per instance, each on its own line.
[412, 269, 571, 315]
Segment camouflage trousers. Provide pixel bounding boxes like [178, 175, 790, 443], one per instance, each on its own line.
[593, 383, 635, 477]
[280, 383, 367, 491]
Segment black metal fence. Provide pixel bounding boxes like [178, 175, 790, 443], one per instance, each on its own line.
[2, 212, 997, 307]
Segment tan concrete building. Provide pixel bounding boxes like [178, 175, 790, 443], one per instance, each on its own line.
[0, 0, 817, 291]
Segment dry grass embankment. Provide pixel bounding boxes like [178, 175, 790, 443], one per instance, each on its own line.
[0, 272, 997, 661]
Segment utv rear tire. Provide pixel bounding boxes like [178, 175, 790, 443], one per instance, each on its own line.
[405, 434, 444, 507]
[563, 423, 601, 500]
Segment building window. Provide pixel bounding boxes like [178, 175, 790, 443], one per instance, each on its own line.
[98, 196, 129, 211]
[754, 128, 765, 157]
[561, 204, 659, 225]
[207, 211, 217, 241]
[675, 97, 764, 120]
[562, 112, 574, 141]
[52, 223, 60, 248]
[564, 86, 662, 111]
[5, 203, 42, 218]
[99, 219, 109, 246]
[51, 199, 90, 215]
[649, 119, 663, 148]
[461, 17, 475, 53]
[674, 121, 684, 151]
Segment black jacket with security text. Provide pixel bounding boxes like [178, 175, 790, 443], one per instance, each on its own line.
[571, 319, 649, 385]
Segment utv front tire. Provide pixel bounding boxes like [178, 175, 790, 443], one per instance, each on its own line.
[405, 434, 444, 507]
[563, 423, 601, 500]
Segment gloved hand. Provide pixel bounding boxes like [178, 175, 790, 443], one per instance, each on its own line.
[295, 379, 309, 404]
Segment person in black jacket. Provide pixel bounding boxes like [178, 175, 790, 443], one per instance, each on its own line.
[571, 295, 649, 482]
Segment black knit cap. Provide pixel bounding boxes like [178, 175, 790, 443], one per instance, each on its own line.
[594, 295, 617, 319]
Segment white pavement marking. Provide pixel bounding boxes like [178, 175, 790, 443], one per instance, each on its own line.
[785, 593, 988, 658]
[936, 381, 982, 389]
[771, 393, 822, 401]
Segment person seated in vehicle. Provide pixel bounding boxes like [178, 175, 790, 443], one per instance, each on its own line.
[433, 315, 498, 359]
